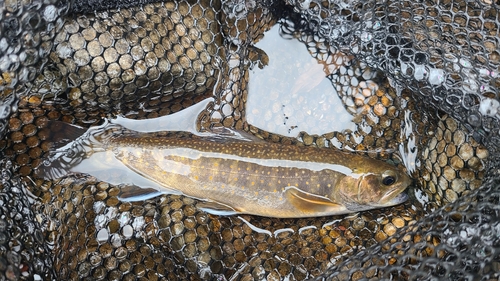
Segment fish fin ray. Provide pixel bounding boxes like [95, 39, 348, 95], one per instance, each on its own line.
[46, 121, 87, 149]
[118, 185, 163, 201]
[197, 201, 241, 216]
[34, 156, 74, 180]
[34, 122, 90, 180]
[285, 187, 346, 214]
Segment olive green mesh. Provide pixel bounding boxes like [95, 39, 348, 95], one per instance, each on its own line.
[0, 0, 499, 280]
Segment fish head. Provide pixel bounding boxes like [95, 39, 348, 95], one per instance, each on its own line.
[334, 164, 412, 212]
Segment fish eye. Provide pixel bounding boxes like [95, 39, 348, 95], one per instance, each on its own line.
[382, 170, 397, 186]
[382, 176, 396, 186]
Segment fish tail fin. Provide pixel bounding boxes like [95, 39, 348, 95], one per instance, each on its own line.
[35, 152, 78, 180]
[35, 120, 135, 180]
[45, 121, 88, 149]
[34, 121, 96, 180]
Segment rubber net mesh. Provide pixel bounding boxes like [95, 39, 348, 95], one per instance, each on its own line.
[0, 0, 499, 280]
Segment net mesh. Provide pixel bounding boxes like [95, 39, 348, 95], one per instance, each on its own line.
[0, 0, 499, 280]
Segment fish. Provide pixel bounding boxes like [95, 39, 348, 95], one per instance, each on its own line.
[36, 121, 411, 218]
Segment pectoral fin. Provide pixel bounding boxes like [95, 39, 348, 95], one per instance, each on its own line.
[284, 187, 347, 214]
[196, 201, 241, 216]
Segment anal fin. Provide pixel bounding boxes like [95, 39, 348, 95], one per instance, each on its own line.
[119, 185, 163, 202]
[196, 200, 241, 216]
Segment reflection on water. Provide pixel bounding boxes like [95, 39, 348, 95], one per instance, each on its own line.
[112, 97, 214, 134]
[247, 24, 359, 136]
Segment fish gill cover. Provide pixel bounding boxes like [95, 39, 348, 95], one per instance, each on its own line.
[0, 0, 498, 280]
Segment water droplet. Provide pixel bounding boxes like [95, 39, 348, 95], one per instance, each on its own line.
[414, 65, 426, 81]
[467, 113, 482, 127]
[479, 97, 499, 117]
[94, 214, 107, 228]
[55, 42, 72, 59]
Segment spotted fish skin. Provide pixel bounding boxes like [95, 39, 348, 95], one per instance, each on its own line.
[104, 128, 411, 218]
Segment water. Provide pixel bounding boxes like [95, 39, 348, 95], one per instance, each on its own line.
[246, 24, 357, 137]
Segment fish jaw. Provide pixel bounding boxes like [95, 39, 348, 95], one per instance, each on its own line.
[381, 192, 409, 206]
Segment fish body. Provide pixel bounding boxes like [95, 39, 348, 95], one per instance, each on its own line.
[38, 122, 411, 218]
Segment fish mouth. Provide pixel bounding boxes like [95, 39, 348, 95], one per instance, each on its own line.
[382, 192, 408, 206]
[343, 190, 408, 212]
[377, 186, 409, 206]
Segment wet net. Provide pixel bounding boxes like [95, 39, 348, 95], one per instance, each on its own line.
[0, 0, 499, 280]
